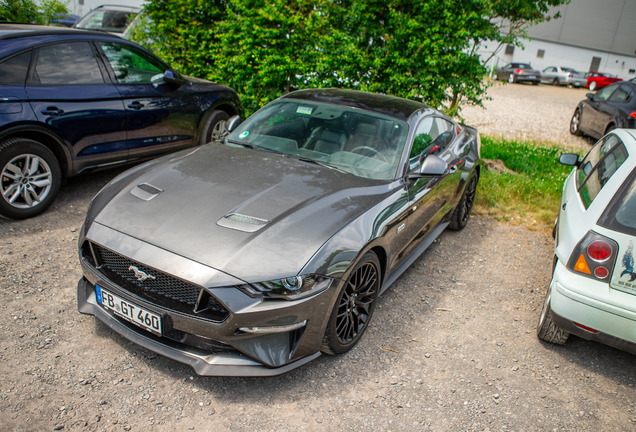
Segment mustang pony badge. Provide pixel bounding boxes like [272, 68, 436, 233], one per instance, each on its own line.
[129, 265, 156, 282]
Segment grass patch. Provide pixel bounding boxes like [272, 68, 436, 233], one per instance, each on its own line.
[475, 136, 586, 230]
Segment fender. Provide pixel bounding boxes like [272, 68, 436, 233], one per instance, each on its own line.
[0, 122, 74, 177]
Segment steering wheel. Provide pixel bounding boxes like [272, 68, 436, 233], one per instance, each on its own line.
[350, 146, 388, 163]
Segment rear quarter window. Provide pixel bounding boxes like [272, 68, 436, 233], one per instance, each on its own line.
[598, 168, 636, 236]
[0, 51, 31, 85]
[578, 139, 628, 208]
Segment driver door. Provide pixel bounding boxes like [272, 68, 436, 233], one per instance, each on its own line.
[97, 42, 199, 161]
[399, 116, 462, 262]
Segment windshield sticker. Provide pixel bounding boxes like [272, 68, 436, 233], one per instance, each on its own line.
[296, 106, 313, 115]
[239, 131, 249, 139]
[613, 241, 636, 294]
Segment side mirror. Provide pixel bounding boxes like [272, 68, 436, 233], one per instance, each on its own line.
[408, 155, 447, 179]
[162, 69, 184, 87]
[559, 153, 580, 167]
[586, 92, 594, 100]
[226, 115, 242, 133]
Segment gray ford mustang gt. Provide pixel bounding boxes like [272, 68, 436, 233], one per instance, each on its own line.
[77, 89, 481, 376]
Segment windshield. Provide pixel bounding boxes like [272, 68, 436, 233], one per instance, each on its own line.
[226, 100, 409, 180]
[561, 67, 577, 72]
[76, 10, 136, 33]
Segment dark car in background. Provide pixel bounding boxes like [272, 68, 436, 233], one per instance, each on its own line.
[495, 63, 541, 85]
[0, 24, 242, 219]
[77, 89, 481, 376]
[586, 72, 622, 91]
[570, 82, 636, 140]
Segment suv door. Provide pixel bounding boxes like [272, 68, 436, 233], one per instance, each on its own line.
[0, 51, 34, 124]
[97, 42, 199, 161]
[25, 40, 128, 173]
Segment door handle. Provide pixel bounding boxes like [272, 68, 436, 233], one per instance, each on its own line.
[127, 101, 145, 110]
[41, 107, 64, 116]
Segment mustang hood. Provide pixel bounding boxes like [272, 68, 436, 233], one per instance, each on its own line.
[93, 145, 393, 282]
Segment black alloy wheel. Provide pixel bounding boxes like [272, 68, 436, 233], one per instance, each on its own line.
[570, 109, 583, 136]
[321, 252, 381, 355]
[449, 173, 478, 231]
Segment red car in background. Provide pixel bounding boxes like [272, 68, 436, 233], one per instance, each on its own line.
[586, 72, 622, 91]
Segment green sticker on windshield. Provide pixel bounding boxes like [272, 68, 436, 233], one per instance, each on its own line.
[296, 106, 313, 115]
[239, 131, 249, 138]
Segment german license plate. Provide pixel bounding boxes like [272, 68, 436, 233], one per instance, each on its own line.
[528, 76, 535, 79]
[96, 285, 162, 335]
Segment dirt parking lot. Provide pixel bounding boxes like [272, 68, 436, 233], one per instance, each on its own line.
[1, 84, 635, 432]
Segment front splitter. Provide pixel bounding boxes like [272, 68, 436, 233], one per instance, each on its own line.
[77, 277, 321, 377]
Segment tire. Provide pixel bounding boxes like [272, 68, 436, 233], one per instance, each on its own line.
[570, 109, 584, 136]
[537, 288, 569, 344]
[605, 124, 616, 135]
[199, 110, 230, 145]
[449, 172, 478, 231]
[508, 74, 516, 84]
[0, 138, 61, 219]
[321, 251, 381, 355]
[532, 81, 539, 86]
[552, 78, 560, 86]
[589, 81, 597, 91]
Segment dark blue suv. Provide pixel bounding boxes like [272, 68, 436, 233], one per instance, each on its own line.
[0, 24, 242, 219]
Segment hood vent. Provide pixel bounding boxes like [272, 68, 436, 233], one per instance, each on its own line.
[217, 213, 269, 232]
[130, 183, 163, 201]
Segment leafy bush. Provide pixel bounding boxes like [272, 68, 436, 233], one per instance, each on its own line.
[1, 0, 69, 25]
[132, 0, 567, 117]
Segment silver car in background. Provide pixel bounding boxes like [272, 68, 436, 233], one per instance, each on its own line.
[541, 66, 586, 87]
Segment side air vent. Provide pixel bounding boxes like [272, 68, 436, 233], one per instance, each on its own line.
[130, 183, 163, 201]
[216, 213, 269, 232]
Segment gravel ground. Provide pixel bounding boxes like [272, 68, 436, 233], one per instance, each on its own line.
[2, 85, 636, 432]
[462, 81, 595, 150]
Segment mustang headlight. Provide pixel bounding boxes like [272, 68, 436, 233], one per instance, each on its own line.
[239, 275, 333, 300]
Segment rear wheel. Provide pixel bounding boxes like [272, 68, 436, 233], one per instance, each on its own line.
[605, 124, 616, 135]
[321, 251, 381, 355]
[537, 288, 569, 344]
[199, 110, 230, 145]
[0, 138, 61, 219]
[449, 172, 478, 231]
[552, 78, 560, 86]
[589, 81, 597, 91]
[570, 109, 584, 136]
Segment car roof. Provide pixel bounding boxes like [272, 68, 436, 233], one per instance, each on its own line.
[0, 23, 114, 40]
[280, 88, 429, 121]
[90, 5, 141, 11]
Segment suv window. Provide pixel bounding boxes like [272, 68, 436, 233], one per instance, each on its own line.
[578, 138, 628, 208]
[34, 42, 104, 85]
[0, 51, 31, 85]
[99, 42, 164, 84]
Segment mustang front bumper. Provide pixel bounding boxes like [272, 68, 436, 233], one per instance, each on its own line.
[77, 222, 342, 376]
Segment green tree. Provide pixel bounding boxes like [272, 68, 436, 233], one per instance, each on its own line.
[0, 0, 40, 23]
[39, 0, 69, 25]
[213, 0, 327, 113]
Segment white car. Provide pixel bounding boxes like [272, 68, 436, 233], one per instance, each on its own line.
[538, 128, 636, 354]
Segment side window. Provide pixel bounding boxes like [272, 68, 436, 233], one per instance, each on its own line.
[0, 51, 32, 85]
[409, 117, 440, 170]
[579, 138, 629, 208]
[594, 85, 616, 101]
[433, 118, 455, 150]
[609, 86, 633, 103]
[99, 42, 164, 84]
[577, 134, 621, 188]
[34, 42, 104, 85]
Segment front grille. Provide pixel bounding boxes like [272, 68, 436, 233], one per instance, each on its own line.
[96, 245, 199, 304]
[89, 243, 229, 321]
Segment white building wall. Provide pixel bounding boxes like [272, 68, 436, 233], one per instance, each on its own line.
[479, 38, 636, 81]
